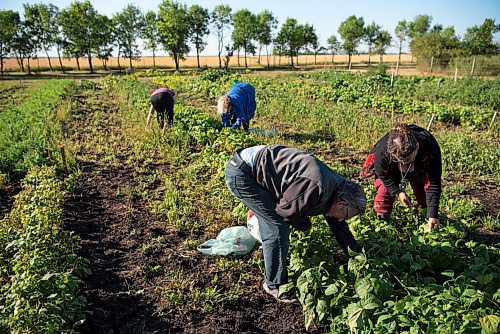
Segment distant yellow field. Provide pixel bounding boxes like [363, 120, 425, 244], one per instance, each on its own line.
[3, 54, 414, 71]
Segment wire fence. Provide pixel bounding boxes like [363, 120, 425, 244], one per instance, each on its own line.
[415, 55, 500, 79]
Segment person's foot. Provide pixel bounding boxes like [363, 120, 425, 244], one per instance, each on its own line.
[376, 213, 391, 222]
[263, 282, 300, 305]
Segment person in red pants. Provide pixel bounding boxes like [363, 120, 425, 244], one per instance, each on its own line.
[359, 123, 442, 232]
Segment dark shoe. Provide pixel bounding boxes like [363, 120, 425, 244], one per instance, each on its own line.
[377, 213, 391, 222]
[263, 282, 300, 305]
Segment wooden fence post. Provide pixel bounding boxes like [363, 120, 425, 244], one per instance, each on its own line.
[427, 114, 435, 131]
[470, 56, 476, 77]
[390, 65, 395, 86]
[429, 56, 434, 74]
[487, 111, 497, 133]
[454, 67, 458, 83]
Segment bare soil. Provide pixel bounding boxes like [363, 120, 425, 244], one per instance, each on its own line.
[62, 89, 320, 334]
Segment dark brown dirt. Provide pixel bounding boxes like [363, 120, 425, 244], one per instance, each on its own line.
[0, 177, 22, 221]
[62, 90, 320, 334]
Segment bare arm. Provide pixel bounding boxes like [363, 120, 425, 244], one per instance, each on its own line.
[146, 105, 155, 129]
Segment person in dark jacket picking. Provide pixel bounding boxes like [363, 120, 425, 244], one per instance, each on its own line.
[146, 87, 176, 134]
[359, 123, 442, 231]
[226, 145, 366, 304]
[217, 82, 256, 130]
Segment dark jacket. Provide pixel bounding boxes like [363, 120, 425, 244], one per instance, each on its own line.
[364, 125, 442, 218]
[252, 145, 361, 253]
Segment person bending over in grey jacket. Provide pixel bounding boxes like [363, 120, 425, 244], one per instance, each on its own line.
[225, 145, 366, 304]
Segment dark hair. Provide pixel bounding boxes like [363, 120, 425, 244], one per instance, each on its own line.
[337, 180, 367, 215]
[387, 123, 418, 162]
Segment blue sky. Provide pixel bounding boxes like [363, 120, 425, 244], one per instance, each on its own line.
[2, 0, 499, 56]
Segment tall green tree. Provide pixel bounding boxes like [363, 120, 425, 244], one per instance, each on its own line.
[364, 21, 381, 66]
[395, 20, 410, 67]
[113, 4, 144, 69]
[232, 9, 257, 68]
[276, 18, 301, 67]
[338, 15, 365, 70]
[463, 18, 500, 55]
[211, 4, 232, 68]
[255, 10, 277, 66]
[188, 4, 210, 68]
[94, 14, 113, 70]
[408, 14, 432, 60]
[327, 35, 341, 64]
[157, 0, 190, 71]
[59, 0, 103, 73]
[275, 18, 317, 67]
[143, 11, 160, 68]
[23, 3, 59, 72]
[11, 19, 36, 73]
[374, 30, 392, 63]
[301, 24, 319, 65]
[411, 25, 461, 66]
[0, 10, 20, 76]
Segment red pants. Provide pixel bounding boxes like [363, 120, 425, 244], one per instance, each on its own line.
[374, 178, 427, 215]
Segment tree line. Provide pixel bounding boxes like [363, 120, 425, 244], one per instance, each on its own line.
[0, 1, 498, 75]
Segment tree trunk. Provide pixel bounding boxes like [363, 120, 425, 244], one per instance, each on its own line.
[27, 57, 31, 75]
[244, 48, 247, 68]
[16, 53, 25, 72]
[218, 50, 222, 68]
[117, 49, 121, 72]
[129, 55, 133, 69]
[314, 53, 317, 65]
[56, 47, 65, 73]
[398, 42, 402, 65]
[379, 54, 383, 64]
[196, 47, 200, 68]
[368, 44, 371, 66]
[348, 53, 352, 70]
[87, 50, 93, 73]
[266, 45, 270, 68]
[44, 47, 54, 71]
[174, 53, 179, 71]
[333, 53, 335, 66]
[76, 57, 81, 71]
[290, 55, 294, 67]
[237, 49, 240, 67]
[0, 55, 3, 77]
[258, 45, 262, 64]
[153, 48, 156, 69]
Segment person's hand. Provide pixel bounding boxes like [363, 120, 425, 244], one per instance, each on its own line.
[428, 217, 439, 232]
[398, 191, 412, 208]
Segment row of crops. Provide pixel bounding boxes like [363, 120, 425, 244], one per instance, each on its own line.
[111, 70, 499, 333]
[0, 69, 498, 333]
[0, 80, 88, 333]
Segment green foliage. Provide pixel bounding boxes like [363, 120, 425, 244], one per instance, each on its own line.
[188, 4, 210, 68]
[105, 72, 499, 332]
[0, 79, 77, 174]
[112, 4, 144, 68]
[276, 18, 318, 66]
[157, 0, 190, 71]
[338, 15, 365, 60]
[0, 166, 88, 333]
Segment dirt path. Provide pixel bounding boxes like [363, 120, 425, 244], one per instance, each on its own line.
[63, 88, 318, 334]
